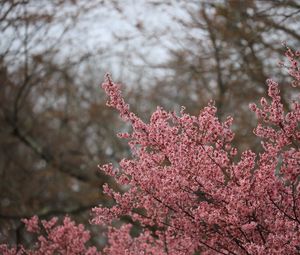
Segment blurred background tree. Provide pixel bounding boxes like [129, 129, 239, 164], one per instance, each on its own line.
[131, 0, 300, 151]
[0, 0, 129, 248]
[0, 0, 299, 250]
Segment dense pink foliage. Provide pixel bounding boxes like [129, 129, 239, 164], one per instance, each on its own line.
[0, 216, 99, 255]
[1, 48, 299, 254]
[93, 48, 300, 254]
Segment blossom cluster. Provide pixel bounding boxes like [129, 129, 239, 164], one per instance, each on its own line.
[0, 216, 99, 255]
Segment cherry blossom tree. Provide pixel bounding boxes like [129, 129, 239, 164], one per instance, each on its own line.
[1, 48, 299, 254]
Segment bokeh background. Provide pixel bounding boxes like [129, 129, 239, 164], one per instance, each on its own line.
[1, 0, 300, 249]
